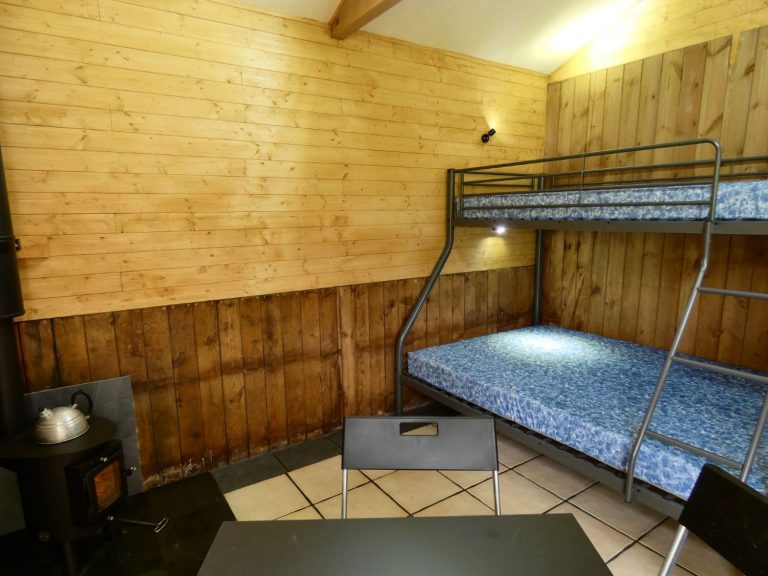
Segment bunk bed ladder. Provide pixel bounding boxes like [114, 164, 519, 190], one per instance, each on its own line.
[625, 217, 768, 502]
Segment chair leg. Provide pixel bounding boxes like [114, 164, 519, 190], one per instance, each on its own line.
[658, 524, 689, 576]
[341, 469, 348, 519]
[492, 470, 501, 515]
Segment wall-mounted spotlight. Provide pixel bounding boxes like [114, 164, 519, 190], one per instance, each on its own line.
[481, 128, 496, 143]
[492, 224, 507, 235]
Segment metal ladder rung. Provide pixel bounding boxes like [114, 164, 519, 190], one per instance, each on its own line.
[672, 355, 768, 385]
[645, 430, 742, 469]
[698, 286, 768, 300]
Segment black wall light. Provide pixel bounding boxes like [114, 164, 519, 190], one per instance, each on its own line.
[481, 128, 496, 143]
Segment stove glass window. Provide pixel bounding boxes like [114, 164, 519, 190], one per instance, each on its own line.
[93, 460, 122, 512]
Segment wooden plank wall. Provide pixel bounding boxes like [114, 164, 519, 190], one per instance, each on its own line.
[14, 267, 534, 487]
[0, 0, 544, 321]
[543, 26, 768, 372]
[551, 0, 768, 82]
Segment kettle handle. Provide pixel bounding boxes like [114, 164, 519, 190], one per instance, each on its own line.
[70, 389, 93, 416]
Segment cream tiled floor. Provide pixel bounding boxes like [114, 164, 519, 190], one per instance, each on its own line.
[223, 435, 740, 576]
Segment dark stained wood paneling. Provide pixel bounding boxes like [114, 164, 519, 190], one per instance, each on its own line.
[300, 292, 324, 438]
[352, 285, 371, 416]
[54, 316, 90, 386]
[193, 301, 229, 467]
[463, 272, 480, 338]
[83, 313, 120, 381]
[141, 306, 182, 482]
[239, 296, 269, 455]
[217, 299, 249, 461]
[262, 295, 288, 451]
[13, 268, 534, 487]
[168, 305, 205, 476]
[281, 293, 306, 444]
[319, 288, 342, 431]
[485, 269, 499, 334]
[382, 281, 400, 414]
[367, 283, 386, 416]
[338, 286, 356, 416]
[113, 309, 157, 486]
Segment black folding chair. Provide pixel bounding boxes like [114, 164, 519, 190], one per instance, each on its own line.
[341, 416, 501, 518]
[658, 464, 768, 576]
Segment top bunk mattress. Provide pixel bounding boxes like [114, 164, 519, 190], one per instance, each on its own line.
[459, 180, 768, 222]
[407, 325, 768, 500]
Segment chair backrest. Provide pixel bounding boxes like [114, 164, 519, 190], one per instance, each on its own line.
[341, 416, 500, 517]
[677, 464, 768, 576]
[659, 464, 768, 576]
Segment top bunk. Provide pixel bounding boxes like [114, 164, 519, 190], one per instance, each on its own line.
[455, 139, 768, 235]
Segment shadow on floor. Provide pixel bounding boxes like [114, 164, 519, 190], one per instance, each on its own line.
[0, 473, 233, 576]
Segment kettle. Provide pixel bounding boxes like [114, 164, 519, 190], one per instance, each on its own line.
[33, 390, 93, 444]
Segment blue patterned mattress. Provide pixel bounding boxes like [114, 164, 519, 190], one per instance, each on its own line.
[460, 180, 768, 221]
[407, 326, 768, 499]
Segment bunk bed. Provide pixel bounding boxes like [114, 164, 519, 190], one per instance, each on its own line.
[395, 139, 768, 518]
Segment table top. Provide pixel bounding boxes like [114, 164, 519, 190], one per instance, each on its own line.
[197, 514, 611, 576]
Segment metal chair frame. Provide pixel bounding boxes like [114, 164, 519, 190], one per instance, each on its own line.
[341, 416, 501, 518]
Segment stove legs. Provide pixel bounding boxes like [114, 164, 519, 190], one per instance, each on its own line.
[61, 541, 81, 576]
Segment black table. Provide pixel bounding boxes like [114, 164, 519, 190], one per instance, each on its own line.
[197, 514, 611, 575]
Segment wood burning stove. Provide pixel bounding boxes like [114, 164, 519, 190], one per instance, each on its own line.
[0, 418, 129, 575]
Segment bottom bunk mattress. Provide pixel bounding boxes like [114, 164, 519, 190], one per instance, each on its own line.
[407, 325, 768, 500]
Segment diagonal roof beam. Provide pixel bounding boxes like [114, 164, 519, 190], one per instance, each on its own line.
[329, 0, 403, 39]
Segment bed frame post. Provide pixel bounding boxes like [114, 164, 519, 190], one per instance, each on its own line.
[533, 229, 543, 325]
[394, 169, 457, 415]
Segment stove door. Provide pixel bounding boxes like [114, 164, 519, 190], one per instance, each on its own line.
[66, 439, 127, 527]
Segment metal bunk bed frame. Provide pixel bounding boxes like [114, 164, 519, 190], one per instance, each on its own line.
[394, 138, 768, 518]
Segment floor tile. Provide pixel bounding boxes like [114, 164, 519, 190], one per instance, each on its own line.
[468, 469, 561, 514]
[289, 455, 367, 503]
[496, 435, 540, 468]
[210, 452, 285, 493]
[316, 482, 408, 519]
[224, 474, 309, 520]
[273, 436, 341, 472]
[640, 518, 741, 576]
[440, 469, 497, 489]
[569, 483, 665, 539]
[400, 422, 438, 435]
[374, 470, 462, 514]
[362, 469, 395, 480]
[548, 502, 632, 562]
[515, 455, 595, 499]
[279, 506, 323, 520]
[414, 491, 495, 517]
[608, 542, 694, 576]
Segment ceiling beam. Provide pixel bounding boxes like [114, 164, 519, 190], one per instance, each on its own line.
[329, 0, 402, 39]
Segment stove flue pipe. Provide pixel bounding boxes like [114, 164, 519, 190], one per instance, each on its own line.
[0, 145, 26, 436]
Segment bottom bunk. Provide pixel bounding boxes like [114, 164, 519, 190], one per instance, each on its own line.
[404, 325, 768, 517]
